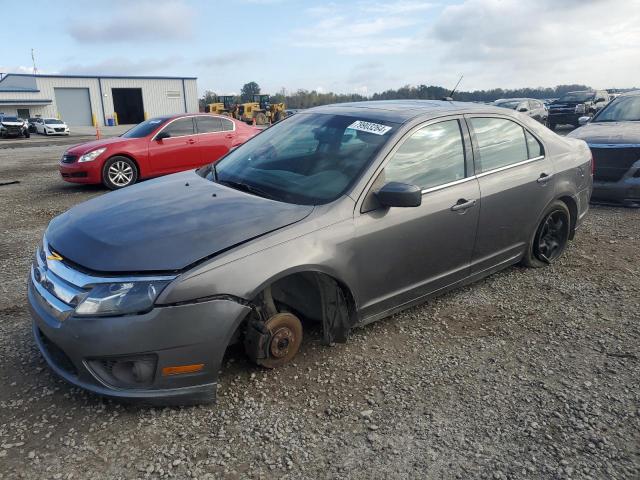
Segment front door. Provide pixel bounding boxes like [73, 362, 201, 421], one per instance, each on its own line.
[354, 118, 481, 319]
[467, 115, 556, 273]
[147, 117, 200, 175]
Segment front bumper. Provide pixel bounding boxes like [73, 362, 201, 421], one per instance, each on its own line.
[592, 177, 640, 207]
[28, 275, 251, 405]
[59, 161, 102, 184]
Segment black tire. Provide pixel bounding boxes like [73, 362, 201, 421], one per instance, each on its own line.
[102, 156, 138, 190]
[521, 200, 571, 268]
[24, 130, 30, 138]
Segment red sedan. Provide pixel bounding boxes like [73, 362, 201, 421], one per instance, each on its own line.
[59, 114, 260, 189]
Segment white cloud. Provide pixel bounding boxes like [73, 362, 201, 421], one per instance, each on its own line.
[0, 66, 37, 75]
[292, 8, 423, 55]
[427, 0, 640, 89]
[196, 51, 260, 68]
[60, 56, 183, 75]
[68, 1, 195, 43]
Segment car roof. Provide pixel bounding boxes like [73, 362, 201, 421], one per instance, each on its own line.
[306, 100, 511, 123]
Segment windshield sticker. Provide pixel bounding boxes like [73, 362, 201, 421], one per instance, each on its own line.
[347, 120, 392, 136]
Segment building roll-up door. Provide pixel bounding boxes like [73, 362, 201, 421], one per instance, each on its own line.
[54, 88, 93, 126]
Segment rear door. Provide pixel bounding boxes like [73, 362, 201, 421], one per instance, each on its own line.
[354, 117, 481, 318]
[147, 117, 199, 175]
[195, 116, 230, 164]
[466, 115, 555, 273]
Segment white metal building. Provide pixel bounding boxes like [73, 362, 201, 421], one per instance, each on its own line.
[0, 73, 198, 126]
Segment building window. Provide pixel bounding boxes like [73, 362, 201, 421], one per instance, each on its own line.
[166, 91, 181, 99]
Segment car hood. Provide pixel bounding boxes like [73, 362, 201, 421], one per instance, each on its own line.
[567, 122, 640, 145]
[1, 121, 23, 126]
[46, 171, 314, 273]
[65, 136, 129, 154]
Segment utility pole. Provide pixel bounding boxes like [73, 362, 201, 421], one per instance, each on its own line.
[31, 48, 38, 75]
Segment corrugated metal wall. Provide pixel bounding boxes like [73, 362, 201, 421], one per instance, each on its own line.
[0, 75, 198, 125]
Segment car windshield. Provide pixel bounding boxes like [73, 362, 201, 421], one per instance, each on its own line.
[559, 92, 594, 102]
[495, 100, 522, 109]
[2, 116, 19, 122]
[121, 117, 169, 138]
[201, 112, 398, 205]
[592, 95, 640, 122]
[45, 119, 63, 124]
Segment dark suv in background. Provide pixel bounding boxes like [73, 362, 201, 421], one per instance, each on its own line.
[548, 90, 609, 130]
[493, 98, 548, 124]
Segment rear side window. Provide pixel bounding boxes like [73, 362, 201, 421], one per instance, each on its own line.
[221, 118, 234, 131]
[470, 118, 528, 172]
[384, 119, 466, 190]
[162, 117, 195, 137]
[525, 130, 543, 158]
[196, 116, 222, 133]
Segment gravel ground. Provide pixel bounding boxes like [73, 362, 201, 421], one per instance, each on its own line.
[0, 144, 638, 480]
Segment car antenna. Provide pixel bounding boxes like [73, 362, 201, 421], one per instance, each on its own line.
[442, 75, 463, 101]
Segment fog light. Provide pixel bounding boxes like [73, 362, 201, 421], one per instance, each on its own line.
[87, 354, 157, 388]
[112, 359, 155, 384]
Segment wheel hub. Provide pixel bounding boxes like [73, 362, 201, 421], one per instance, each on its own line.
[270, 327, 293, 358]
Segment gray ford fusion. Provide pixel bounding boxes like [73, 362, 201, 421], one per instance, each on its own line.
[28, 100, 593, 405]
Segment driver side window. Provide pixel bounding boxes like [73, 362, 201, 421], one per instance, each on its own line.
[384, 119, 466, 190]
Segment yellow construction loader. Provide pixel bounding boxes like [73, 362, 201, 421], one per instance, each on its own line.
[236, 95, 287, 125]
[205, 95, 236, 116]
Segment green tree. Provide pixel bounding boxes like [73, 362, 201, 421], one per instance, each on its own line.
[240, 82, 261, 102]
[198, 90, 217, 112]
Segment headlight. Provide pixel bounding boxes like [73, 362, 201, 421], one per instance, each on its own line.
[75, 280, 170, 316]
[78, 148, 106, 163]
[575, 104, 586, 114]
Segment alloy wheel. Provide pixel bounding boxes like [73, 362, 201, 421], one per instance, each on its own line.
[535, 210, 569, 263]
[107, 160, 134, 187]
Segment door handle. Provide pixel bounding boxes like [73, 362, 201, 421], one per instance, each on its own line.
[225, 134, 234, 139]
[536, 172, 552, 183]
[451, 198, 476, 212]
[187, 138, 196, 144]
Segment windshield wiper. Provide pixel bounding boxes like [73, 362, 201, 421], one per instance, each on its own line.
[217, 178, 279, 200]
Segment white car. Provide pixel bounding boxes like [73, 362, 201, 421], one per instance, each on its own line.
[36, 118, 70, 136]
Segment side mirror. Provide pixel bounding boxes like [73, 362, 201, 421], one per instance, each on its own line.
[518, 107, 528, 112]
[594, 98, 605, 103]
[155, 131, 170, 141]
[375, 182, 422, 208]
[578, 116, 591, 126]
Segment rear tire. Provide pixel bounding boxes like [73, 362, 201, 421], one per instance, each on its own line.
[521, 201, 571, 268]
[102, 156, 138, 190]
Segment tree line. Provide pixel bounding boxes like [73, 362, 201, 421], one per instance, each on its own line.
[199, 82, 618, 111]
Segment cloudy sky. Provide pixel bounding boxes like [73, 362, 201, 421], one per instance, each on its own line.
[2, 0, 639, 95]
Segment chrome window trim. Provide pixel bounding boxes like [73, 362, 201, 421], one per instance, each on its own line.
[43, 238, 177, 288]
[151, 115, 236, 141]
[475, 155, 545, 178]
[418, 155, 545, 194]
[421, 176, 476, 194]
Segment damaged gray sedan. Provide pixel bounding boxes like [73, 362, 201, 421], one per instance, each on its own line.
[28, 100, 592, 404]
